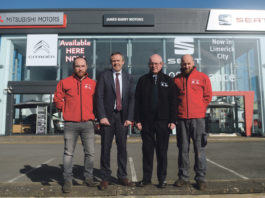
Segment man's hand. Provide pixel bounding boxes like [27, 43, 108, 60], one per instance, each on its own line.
[168, 123, 176, 130]
[100, 118, 110, 126]
[124, 120, 132, 127]
[136, 122, 142, 131]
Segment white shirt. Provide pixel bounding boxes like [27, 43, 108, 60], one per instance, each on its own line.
[113, 70, 123, 109]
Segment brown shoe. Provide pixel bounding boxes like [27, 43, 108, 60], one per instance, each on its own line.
[174, 179, 189, 187]
[118, 178, 134, 186]
[197, 180, 207, 190]
[98, 180, 108, 190]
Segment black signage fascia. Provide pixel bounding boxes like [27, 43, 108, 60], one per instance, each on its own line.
[103, 14, 154, 26]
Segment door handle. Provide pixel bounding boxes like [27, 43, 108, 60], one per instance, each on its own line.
[4, 86, 13, 94]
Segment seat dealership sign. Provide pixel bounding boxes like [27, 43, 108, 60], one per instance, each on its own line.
[207, 9, 265, 31]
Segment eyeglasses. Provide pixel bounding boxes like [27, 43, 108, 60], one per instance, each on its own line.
[149, 62, 161, 66]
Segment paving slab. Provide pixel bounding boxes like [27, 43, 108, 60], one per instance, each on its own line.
[0, 179, 265, 197]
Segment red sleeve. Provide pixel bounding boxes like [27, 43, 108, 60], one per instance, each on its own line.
[203, 76, 212, 107]
[53, 80, 65, 111]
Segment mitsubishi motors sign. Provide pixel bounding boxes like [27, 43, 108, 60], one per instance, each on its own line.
[26, 34, 58, 66]
[0, 12, 66, 28]
[207, 9, 265, 31]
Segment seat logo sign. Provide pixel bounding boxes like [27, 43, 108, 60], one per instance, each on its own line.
[218, 14, 232, 25]
[33, 40, 50, 54]
[174, 37, 194, 55]
[0, 16, 3, 23]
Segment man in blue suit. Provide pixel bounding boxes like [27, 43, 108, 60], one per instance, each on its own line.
[95, 52, 134, 190]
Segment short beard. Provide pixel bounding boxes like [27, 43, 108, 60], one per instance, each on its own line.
[181, 67, 193, 75]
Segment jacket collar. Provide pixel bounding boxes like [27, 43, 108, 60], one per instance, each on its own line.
[72, 73, 88, 81]
[148, 70, 163, 78]
[180, 66, 197, 78]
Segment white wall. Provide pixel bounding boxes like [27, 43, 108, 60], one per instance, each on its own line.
[0, 36, 14, 135]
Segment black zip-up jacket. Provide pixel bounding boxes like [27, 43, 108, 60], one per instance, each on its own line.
[134, 71, 177, 124]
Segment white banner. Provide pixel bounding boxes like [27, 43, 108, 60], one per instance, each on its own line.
[207, 9, 265, 31]
[26, 34, 58, 66]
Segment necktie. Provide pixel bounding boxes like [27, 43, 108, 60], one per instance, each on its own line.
[153, 74, 157, 84]
[115, 73, 122, 111]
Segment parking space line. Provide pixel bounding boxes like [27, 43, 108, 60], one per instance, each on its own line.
[7, 158, 55, 183]
[129, 157, 137, 182]
[207, 158, 249, 180]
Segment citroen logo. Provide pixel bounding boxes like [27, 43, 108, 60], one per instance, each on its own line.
[33, 40, 50, 54]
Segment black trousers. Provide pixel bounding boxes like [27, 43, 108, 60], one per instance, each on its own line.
[100, 111, 128, 180]
[141, 120, 170, 183]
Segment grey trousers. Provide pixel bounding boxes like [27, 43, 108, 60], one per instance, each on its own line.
[176, 118, 207, 182]
[63, 121, 95, 182]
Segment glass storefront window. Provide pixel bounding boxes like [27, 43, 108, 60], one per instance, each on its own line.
[2, 34, 265, 135]
[95, 38, 128, 78]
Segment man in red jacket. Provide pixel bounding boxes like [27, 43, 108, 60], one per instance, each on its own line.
[174, 54, 212, 190]
[54, 57, 97, 193]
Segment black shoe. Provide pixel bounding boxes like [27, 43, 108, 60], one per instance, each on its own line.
[84, 178, 98, 187]
[136, 180, 151, 187]
[174, 179, 189, 187]
[196, 180, 207, 190]
[158, 181, 167, 188]
[63, 181, 72, 193]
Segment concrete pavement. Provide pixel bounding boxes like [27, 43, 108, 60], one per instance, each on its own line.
[0, 179, 265, 197]
[0, 134, 264, 144]
[0, 134, 265, 197]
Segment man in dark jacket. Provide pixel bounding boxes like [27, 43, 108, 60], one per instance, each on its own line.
[54, 57, 97, 193]
[95, 52, 134, 190]
[135, 54, 177, 188]
[174, 54, 212, 190]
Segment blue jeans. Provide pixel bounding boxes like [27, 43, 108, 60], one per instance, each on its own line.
[63, 121, 95, 182]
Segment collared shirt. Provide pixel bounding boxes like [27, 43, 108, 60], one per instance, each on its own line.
[153, 74, 158, 84]
[112, 69, 123, 110]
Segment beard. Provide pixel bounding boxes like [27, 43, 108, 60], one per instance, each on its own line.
[181, 67, 193, 75]
[76, 71, 86, 78]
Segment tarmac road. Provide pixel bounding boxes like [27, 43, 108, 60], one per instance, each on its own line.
[0, 135, 265, 197]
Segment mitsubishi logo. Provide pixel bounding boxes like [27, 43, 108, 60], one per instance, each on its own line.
[0, 16, 4, 23]
[33, 40, 50, 54]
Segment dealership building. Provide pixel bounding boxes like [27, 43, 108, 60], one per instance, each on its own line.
[0, 8, 264, 136]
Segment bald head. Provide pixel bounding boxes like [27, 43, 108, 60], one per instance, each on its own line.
[181, 54, 194, 62]
[149, 54, 163, 74]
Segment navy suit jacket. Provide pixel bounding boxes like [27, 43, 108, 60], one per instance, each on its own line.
[95, 69, 134, 123]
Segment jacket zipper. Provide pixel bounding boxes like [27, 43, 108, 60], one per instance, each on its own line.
[80, 80, 83, 121]
[186, 76, 189, 118]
